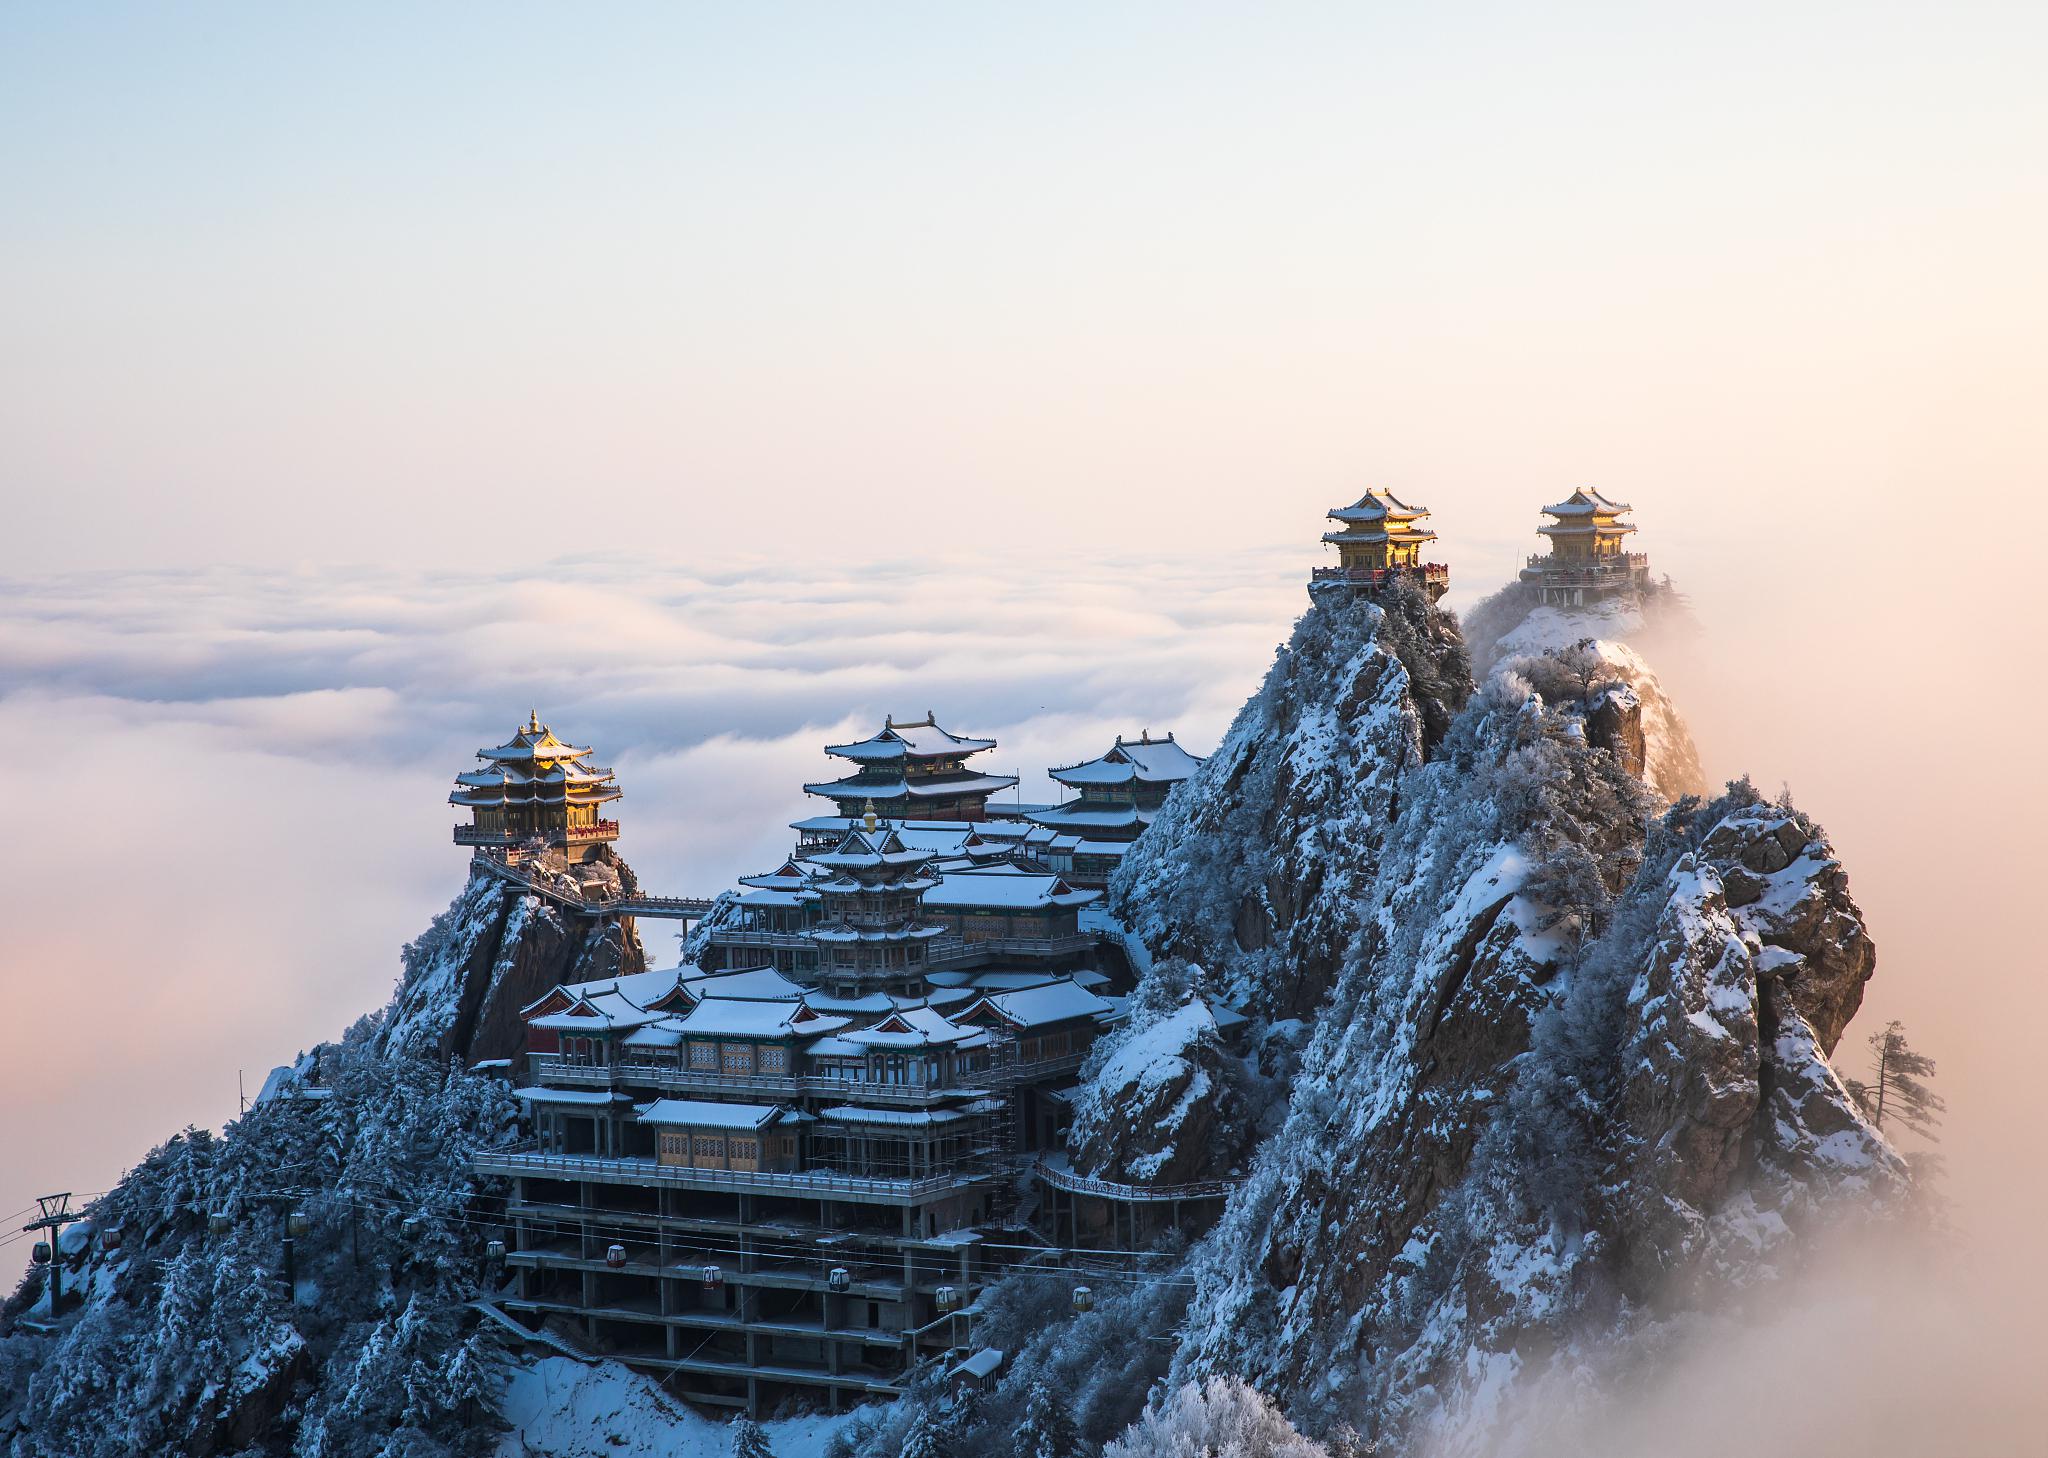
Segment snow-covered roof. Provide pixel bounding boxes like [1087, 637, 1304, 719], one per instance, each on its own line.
[953, 1348, 1006, 1380]
[1540, 488, 1634, 517]
[1048, 733, 1205, 788]
[523, 966, 690, 1019]
[824, 714, 998, 762]
[1027, 802, 1148, 832]
[634, 1099, 786, 1130]
[923, 870, 1098, 911]
[621, 1020, 685, 1049]
[803, 772, 1020, 803]
[800, 991, 899, 1016]
[511, 1086, 625, 1107]
[809, 824, 935, 870]
[838, 1006, 984, 1049]
[1326, 488, 1430, 524]
[961, 981, 1115, 1029]
[672, 999, 846, 1039]
[685, 967, 808, 1002]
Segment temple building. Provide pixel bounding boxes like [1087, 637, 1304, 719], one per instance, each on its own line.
[804, 713, 1019, 822]
[1518, 489, 1650, 606]
[1027, 731, 1204, 886]
[466, 708, 1244, 1416]
[451, 712, 621, 861]
[806, 813, 951, 997]
[479, 948, 1119, 1411]
[1311, 489, 1449, 600]
[921, 866, 1098, 944]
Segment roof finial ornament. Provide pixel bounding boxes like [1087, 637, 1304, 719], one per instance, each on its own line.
[862, 799, 878, 832]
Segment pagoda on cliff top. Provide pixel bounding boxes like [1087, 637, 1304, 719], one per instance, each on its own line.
[1518, 489, 1650, 607]
[1312, 489, 1449, 600]
[803, 712, 1018, 822]
[450, 711, 621, 861]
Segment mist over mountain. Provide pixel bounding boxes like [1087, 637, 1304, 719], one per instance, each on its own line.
[0, 571, 1934, 1457]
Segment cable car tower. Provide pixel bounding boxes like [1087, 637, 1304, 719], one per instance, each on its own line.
[22, 1193, 86, 1313]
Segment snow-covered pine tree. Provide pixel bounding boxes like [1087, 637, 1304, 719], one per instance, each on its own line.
[900, 1407, 954, 1458]
[1017, 1376, 1080, 1458]
[730, 1413, 776, 1458]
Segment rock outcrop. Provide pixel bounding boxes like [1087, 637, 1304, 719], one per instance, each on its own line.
[1068, 991, 1240, 1186]
[1109, 582, 1474, 1023]
[1151, 658, 1900, 1452]
[380, 850, 647, 1064]
[1466, 586, 1706, 801]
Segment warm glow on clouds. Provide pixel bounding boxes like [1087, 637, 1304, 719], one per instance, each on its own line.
[3, 0, 2045, 1320]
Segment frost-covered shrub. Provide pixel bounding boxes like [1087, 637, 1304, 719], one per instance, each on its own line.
[0, 1009, 519, 1458]
[1104, 1376, 1329, 1458]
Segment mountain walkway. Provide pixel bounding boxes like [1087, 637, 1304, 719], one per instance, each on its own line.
[472, 853, 717, 921]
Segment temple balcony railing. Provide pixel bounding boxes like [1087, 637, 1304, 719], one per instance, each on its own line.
[927, 932, 1097, 962]
[473, 1146, 996, 1205]
[1309, 562, 1451, 588]
[453, 826, 520, 847]
[564, 820, 620, 841]
[1033, 1154, 1242, 1204]
[708, 928, 817, 950]
[527, 1054, 1000, 1105]
[1521, 551, 1650, 575]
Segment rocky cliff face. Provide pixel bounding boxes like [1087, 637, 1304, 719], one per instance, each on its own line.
[380, 850, 648, 1065]
[1109, 583, 1473, 1024]
[1067, 975, 1245, 1186]
[1071, 586, 1900, 1454]
[1464, 585, 1706, 801]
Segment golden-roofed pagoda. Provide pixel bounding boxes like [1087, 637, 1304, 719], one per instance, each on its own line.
[1311, 489, 1449, 600]
[451, 711, 621, 861]
[1519, 489, 1650, 607]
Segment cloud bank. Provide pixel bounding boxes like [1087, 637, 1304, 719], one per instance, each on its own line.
[0, 548, 1306, 1247]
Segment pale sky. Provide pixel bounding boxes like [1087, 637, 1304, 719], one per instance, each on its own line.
[3, 3, 2046, 1280]
[5, 2, 2045, 572]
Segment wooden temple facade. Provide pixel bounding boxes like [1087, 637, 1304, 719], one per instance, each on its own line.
[803, 714, 1018, 822]
[1311, 489, 1450, 599]
[478, 954, 1118, 1414]
[1027, 731, 1205, 886]
[451, 712, 621, 862]
[1518, 489, 1651, 606]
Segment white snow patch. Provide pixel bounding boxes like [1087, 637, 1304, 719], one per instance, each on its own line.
[496, 1357, 878, 1457]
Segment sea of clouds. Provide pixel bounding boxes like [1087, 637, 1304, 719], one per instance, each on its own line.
[0, 547, 1310, 1246]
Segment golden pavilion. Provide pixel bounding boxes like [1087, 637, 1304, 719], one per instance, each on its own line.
[1518, 490, 1650, 606]
[1312, 489, 1449, 599]
[451, 712, 621, 861]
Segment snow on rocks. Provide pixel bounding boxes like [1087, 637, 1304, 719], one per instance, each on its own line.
[1068, 998, 1232, 1185]
[496, 1357, 873, 1458]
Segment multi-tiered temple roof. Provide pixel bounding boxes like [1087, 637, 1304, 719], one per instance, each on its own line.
[1028, 731, 1205, 885]
[805, 818, 949, 994]
[451, 712, 621, 859]
[803, 712, 1018, 821]
[1519, 490, 1650, 606]
[1536, 489, 1637, 552]
[1313, 490, 1449, 599]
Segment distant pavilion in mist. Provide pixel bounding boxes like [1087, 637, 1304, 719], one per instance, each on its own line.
[1519, 490, 1651, 607]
